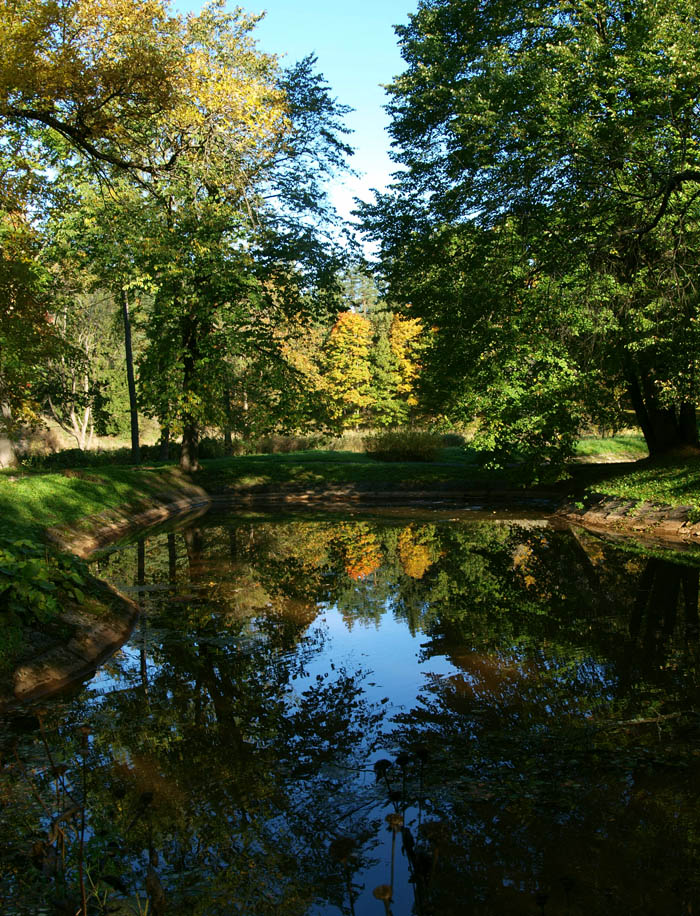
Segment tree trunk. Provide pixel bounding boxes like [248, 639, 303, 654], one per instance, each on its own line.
[639, 399, 699, 457]
[223, 387, 233, 456]
[158, 426, 170, 461]
[121, 289, 140, 464]
[625, 362, 699, 457]
[180, 423, 200, 473]
[179, 310, 200, 472]
[0, 403, 17, 468]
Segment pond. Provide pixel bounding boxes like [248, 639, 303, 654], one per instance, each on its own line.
[1, 511, 700, 914]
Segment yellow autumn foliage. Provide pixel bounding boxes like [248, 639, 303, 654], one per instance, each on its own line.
[0, 0, 290, 192]
[397, 525, 436, 579]
[338, 524, 383, 581]
[390, 315, 424, 405]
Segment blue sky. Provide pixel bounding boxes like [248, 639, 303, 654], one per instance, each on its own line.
[173, 0, 417, 224]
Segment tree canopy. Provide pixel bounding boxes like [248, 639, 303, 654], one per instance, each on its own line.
[0, 0, 360, 468]
[365, 0, 700, 467]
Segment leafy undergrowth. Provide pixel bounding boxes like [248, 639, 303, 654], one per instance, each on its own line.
[0, 535, 91, 674]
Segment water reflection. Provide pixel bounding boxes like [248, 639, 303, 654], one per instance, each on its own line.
[1, 516, 700, 914]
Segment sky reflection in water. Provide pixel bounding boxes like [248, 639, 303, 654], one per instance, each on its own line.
[2, 513, 700, 915]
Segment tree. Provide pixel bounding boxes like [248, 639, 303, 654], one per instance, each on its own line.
[43, 291, 116, 450]
[30, 7, 351, 471]
[322, 311, 375, 430]
[390, 314, 424, 412]
[0, 0, 185, 179]
[128, 26, 350, 471]
[0, 210, 58, 464]
[370, 309, 404, 427]
[367, 0, 700, 462]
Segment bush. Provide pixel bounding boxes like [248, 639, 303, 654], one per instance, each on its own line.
[440, 432, 467, 447]
[363, 430, 442, 462]
[246, 434, 326, 454]
[19, 447, 131, 470]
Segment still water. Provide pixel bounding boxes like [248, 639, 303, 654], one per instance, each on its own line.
[2, 512, 700, 914]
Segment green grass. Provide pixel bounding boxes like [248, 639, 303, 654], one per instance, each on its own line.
[0, 448, 496, 543]
[570, 454, 700, 511]
[0, 465, 201, 539]
[3, 440, 700, 545]
[5, 437, 700, 685]
[195, 448, 490, 491]
[575, 433, 648, 462]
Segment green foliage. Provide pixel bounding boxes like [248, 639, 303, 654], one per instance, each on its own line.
[0, 534, 89, 669]
[369, 311, 405, 427]
[0, 212, 60, 431]
[1, 0, 354, 471]
[363, 429, 441, 462]
[366, 0, 700, 466]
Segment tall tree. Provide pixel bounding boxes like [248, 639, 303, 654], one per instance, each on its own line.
[367, 0, 700, 463]
[0, 0, 184, 178]
[131, 36, 350, 470]
[322, 311, 374, 430]
[370, 309, 404, 427]
[0, 211, 58, 464]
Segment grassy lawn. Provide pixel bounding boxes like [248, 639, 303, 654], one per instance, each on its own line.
[0, 448, 494, 542]
[574, 433, 648, 462]
[195, 447, 493, 492]
[570, 454, 700, 511]
[0, 465, 202, 538]
[3, 439, 700, 545]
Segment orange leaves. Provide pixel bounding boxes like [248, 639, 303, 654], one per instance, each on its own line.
[337, 524, 383, 581]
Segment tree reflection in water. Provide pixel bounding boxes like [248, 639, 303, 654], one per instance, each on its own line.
[1, 515, 699, 914]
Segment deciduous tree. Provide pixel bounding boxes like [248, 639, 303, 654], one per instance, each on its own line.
[367, 0, 700, 464]
[323, 311, 374, 430]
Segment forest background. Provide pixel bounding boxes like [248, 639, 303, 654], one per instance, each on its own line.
[2, 0, 700, 480]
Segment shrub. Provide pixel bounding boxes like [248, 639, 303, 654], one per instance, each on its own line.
[0, 535, 91, 671]
[248, 434, 326, 454]
[20, 446, 139, 469]
[363, 429, 442, 462]
[440, 432, 467, 447]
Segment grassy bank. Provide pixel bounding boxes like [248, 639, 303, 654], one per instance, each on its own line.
[4, 444, 700, 541]
[0, 464, 205, 679]
[570, 454, 700, 512]
[0, 465, 205, 539]
[195, 446, 492, 492]
[1, 443, 699, 678]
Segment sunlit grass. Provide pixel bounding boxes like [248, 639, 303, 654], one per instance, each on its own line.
[575, 433, 648, 462]
[3, 438, 700, 545]
[573, 455, 700, 511]
[0, 465, 197, 537]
